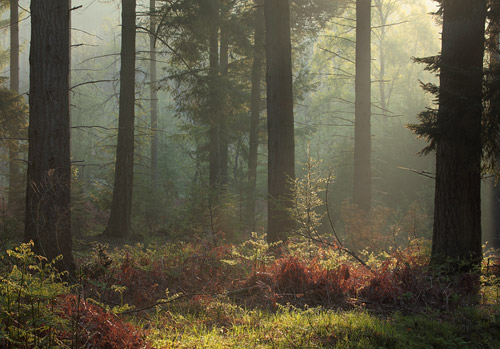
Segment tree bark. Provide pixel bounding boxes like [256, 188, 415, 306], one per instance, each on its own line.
[265, 0, 295, 243]
[431, 0, 486, 268]
[25, 0, 74, 271]
[8, 0, 22, 214]
[107, 0, 136, 238]
[353, 0, 372, 211]
[247, 0, 264, 231]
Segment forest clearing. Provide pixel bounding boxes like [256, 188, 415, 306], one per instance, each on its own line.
[1, 0, 500, 347]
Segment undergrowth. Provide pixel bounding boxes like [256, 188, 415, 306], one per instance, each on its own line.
[0, 234, 499, 348]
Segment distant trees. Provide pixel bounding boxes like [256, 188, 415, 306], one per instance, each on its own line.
[373, 0, 395, 118]
[246, 0, 265, 230]
[8, 0, 17, 95]
[207, 0, 223, 191]
[25, 0, 74, 271]
[353, 0, 372, 211]
[8, 0, 23, 214]
[153, 0, 252, 232]
[150, 0, 159, 190]
[144, 0, 342, 237]
[206, 0, 233, 195]
[265, 0, 296, 243]
[0, 88, 27, 212]
[107, 0, 136, 238]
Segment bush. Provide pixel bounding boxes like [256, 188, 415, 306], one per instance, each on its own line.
[58, 294, 149, 348]
[0, 241, 71, 347]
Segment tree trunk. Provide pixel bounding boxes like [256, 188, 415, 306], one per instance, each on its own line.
[9, 0, 18, 94]
[491, 0, 500, 250]
[150, 0, 158, 189]
[353, 0, 372, 211]
[8, 0, 22, 214]
[107, 0, 136, 238]
[265, 0, 295, 243]
[374, 0, 388, 118]
[431, 0, 486, 268]
[219, 24, 229, 188]
[247, 0, 264, 231]
[25, 0, 74, 271]
[208, 0, 220, 191]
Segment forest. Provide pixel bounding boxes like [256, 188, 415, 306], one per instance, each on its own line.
[0, 0, 500, 347]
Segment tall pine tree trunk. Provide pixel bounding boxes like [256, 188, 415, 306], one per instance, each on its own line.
[353, 0, 372, 211]
[247, 0, 264, 230]
[107, 0, 136, 238]
[219, 24, 229, 188]
[374, 0, 388, 118]
[25, 0, 74, 271]
[150, 0, 158, 189]
[265, 0, 295, 243]
[489, 0, 500, 249]
[9, 0, 18, 94]
[208, 0, 220, 191]
[431, 0, 486, 268]
[148, 0, 159, 227]
[8, 0, 22, 214]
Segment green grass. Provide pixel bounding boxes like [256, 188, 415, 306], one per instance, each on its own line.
[144, 301, 500, 348]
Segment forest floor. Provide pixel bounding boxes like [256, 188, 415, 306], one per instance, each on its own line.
[1, 234, 500, 348]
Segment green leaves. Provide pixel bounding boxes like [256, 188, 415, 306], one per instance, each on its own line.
[0, 241, 71, 347]
[223, 232, 281, 273]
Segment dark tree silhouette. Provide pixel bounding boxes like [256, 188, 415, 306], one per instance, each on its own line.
[207, 0, 229, 193]
[219, 18, 229, 188]
[107, 0, 136, 238]
[8, 0, 22, 214]
[9, 0, 18, 94]
[489, 0, 500, 249]
[432, 0, 486, 268]
[353, 0, 372, 211]
[265, 0, 295, 243]
[247, 0, 265, 230]
[208, 0, 221, 191]
[25, 0, 74, 271]
[150, 0, 159, 189]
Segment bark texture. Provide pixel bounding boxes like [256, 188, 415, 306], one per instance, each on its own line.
[107, 0, 136, 238]
[25, 0, 74, 271]
[353, 0, 372, 211]
[265, 0, 295, 243]
[432, 0, 486, 267]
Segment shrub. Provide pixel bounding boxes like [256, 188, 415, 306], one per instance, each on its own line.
[58, 294, 150, 348]
[0, 241, 71, 348]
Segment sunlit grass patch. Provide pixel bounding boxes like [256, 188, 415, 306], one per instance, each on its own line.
[145, 303, 500, 348]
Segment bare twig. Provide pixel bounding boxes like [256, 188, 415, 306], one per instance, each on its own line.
[397, 166, 436, 179]
[295, 173, 372, 271]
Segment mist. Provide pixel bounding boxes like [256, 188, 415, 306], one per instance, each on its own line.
[1, 1, 499, 347]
